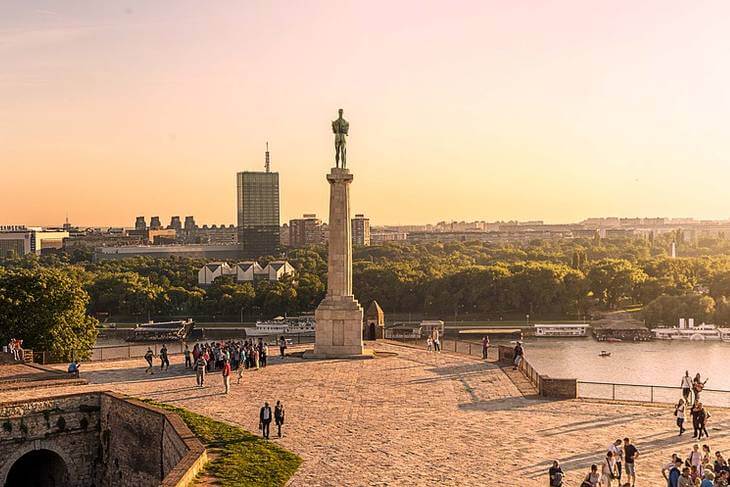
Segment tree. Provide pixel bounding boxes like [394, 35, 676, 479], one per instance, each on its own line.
[587, 259, 647, 308]
[0, 267, 98, 360]
[642, 294, 715, 326]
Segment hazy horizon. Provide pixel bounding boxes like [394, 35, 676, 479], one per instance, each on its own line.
[3, 1, 730, 227]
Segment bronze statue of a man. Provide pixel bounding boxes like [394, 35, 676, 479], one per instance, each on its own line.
[332, 108, 349, 168]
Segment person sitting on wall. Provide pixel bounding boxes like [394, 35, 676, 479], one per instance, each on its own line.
[67, 360, 80, 378]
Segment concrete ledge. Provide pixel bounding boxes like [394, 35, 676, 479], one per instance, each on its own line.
[1, 378, 88, 391]
[301, 348, 376, 360]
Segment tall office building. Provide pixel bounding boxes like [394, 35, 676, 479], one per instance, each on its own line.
[134, 216, 147, 231]
[289, 214, 324, 247]
[352, 213, 371, 246]
[149, 216, 162, 230]
[169, 216, 182, 231]
[184, 216, 197, 231]
[237, 144, 280, 258]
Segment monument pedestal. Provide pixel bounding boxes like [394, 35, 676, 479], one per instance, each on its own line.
[312, 295, 365, 357]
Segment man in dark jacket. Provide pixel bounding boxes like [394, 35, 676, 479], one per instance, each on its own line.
[274, 400, 285, 438]
[259, 402, 272, 439]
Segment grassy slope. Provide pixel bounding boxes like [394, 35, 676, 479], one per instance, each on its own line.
[148, 401, 302, 487]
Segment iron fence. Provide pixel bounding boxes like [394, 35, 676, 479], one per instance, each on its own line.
[577, 381, 730, 408]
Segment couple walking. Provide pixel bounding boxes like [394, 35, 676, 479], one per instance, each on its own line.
[259, 401, 286, 439]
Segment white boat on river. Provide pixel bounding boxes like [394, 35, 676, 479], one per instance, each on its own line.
[245, 316, 316, 337]
[651, 318, 730, 341]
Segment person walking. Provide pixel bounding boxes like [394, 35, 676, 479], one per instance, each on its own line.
[432, 329, 441, 352]
[675, 398, 687, 435]
[279, 336, 287, 359]
[548, 460, 564, 487]
[682, 371, 693, 403]
[481, 336, 490, 360]
[600, 451, 616, 487]
[609, 439, 624, 485]
[261, 342, 268, 368]
[194, 354, 207, 387]
[691, 402, 702, 438]
[513, 341, 524, 370]
[714, 451, 727, 473]
[697, 402, 710, 440]
[664, 458, 683, 487]
[237, 358, 245, 384]
[159, 344, 170, 371]
[693, 373, 708, 404]
[688, 444, 702, 475]
[702, 444, 711, 474]
[701, 470, 715, 487]
[274, 400, 285, 438]
[144, 348, 155, 374]
[678, 466, 692, 487]
[623, 437, 639, 487]
[184, 344, 192, 369]
[222, 358, 231, 394]
[581, 464, 600, 487]
[259, 402, 272, 439]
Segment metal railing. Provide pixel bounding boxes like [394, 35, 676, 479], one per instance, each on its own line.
[577, 381, 730, 408]
[387, 336, 496, 361]
[519, 357, 542, 391]
[32, 333, 316, 364]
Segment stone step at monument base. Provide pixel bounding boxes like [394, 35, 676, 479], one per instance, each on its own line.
[302, 348, 375, 360]
[313, 295, 370, 358]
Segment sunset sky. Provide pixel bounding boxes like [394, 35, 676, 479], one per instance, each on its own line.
[2, 1, 730, 227]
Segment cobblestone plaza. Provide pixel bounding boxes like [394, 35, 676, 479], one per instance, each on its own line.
[11, 342, 730, 486]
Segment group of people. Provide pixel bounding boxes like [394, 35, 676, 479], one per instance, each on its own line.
[5, 338, 24, 361]
[550, 438, 640, 487]
[676, 371, 712, 438]
[548, 369, 722, 487]
[138, 338, 289, 439]
[137, 337, 289, 394]
[661, 445, 730, 486]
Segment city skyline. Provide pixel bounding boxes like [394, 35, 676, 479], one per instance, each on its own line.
[4, 1, 730, 226]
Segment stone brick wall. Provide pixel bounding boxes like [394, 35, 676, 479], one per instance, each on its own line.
[539, 377, 577, 399]
[0, 393, 102, 485]
[0, 392, 206, 487]
[497, 344, 577, 399]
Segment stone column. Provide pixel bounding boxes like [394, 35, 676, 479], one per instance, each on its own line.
[313, 167, 365, 357]
[325, 168, 353, 297]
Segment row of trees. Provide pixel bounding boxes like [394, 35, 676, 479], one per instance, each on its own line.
[6, 236, 730, 357]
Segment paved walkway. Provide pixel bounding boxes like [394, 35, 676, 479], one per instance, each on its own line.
[8, 343, 730, 486]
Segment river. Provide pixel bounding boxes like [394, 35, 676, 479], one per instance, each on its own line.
[521, 337, 730, 390]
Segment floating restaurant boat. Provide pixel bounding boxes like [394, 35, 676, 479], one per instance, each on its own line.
[245, 316, 316, 337]
[126, 319, 194, 342]
[533, 323, 590, 337]
[652, 318, 730, 341]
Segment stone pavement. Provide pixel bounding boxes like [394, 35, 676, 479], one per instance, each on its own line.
[8, 342, 730, 486]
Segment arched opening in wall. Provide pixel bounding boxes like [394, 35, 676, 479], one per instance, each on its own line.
[5, 449, 69, 487]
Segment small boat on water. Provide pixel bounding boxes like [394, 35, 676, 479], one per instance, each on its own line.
[599, 351, 611, 357]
